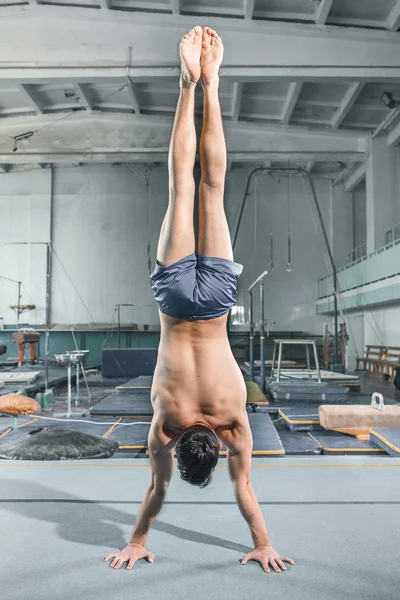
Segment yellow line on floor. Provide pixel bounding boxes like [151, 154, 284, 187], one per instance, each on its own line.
[0, 462, 400, 468]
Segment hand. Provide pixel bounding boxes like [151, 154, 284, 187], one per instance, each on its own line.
[104, 543, 155, 570]
[241, 545, 295, 573]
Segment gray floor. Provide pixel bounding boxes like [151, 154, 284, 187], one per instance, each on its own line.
[1, 456, 399, 600]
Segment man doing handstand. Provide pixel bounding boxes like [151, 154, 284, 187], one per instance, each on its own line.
[105, 26, 295, 574]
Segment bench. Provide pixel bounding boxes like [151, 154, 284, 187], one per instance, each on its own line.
[356, 345, 400, 379]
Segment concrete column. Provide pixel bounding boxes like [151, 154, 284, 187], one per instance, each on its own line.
[331, 182, 353, 267]
[366, 134, 400, 253]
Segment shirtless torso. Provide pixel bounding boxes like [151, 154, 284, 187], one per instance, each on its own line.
[150, 313, 248, 451]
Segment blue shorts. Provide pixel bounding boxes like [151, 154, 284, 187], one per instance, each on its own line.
[150, 253, 243, 321]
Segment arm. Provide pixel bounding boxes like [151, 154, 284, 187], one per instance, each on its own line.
[226, 426, 271, 549]
[130, 424, 175, 546]
[129, 445, 174, 546]
[225, 421, 295, 573]
[105, 421, 176, 569]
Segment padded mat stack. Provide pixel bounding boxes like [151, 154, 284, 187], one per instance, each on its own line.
[266, 380, 349, 403]
[278, 407, 321, 432]
[273, 420, 321, 455]
[245, 412, 284, 455]
[307, 431, 386, 455]
[370, 429, 400, 456]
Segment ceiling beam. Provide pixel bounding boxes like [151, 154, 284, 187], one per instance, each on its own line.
[388, 117, 400, 146]
[126, 78, 141, 114]
[386, 0, 400, 31]
[333, 163, 354, 186]
[2, 10, 400, 84]
[171, 0, 181, 14]
[0, 113, 367, 165]
[343, 163, 366, 192]
[280, 82, 302, 125]
[231, 82, 243, 121]
[331, 82, 364, 129]
[244, 0, 255, 19]
[17, 84, 43, 114]
[75, 83, 93, 112]
[315, 0, 334, 25]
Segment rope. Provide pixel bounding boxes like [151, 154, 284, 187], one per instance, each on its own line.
[16, 414, 151, 427]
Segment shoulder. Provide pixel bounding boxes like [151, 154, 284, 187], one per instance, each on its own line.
[148, 417, 179, 453]
[216, 416, 253, 454]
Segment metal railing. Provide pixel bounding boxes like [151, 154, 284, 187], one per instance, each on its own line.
[386, 222, 400, 245]
[346, 243, 367, 266]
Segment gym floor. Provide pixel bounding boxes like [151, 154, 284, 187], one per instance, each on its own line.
[1, 455, 399, 600]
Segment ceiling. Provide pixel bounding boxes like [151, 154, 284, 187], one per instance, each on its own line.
[0, 0, 400, 180]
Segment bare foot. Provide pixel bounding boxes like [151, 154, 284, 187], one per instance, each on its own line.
[180, 26, 202, 86]
[201, 27, 224, 85]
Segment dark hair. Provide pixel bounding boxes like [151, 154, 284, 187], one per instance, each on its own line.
[175, 425, 220, 488]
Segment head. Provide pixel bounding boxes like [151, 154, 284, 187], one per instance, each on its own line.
[176, 424, 222, 488]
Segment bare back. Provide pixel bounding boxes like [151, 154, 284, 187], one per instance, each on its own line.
[151, 312, 247, 443]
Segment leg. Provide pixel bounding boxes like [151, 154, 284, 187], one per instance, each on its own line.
[156, 26, 202, 266]
[198, 28, 233, 261]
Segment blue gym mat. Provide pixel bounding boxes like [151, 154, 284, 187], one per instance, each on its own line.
[218, 413, 284, 456]
[273, 420, 321, 455]
[90, 392, 153, 416]
[116, 376, 153, 394]
[277, 407, 322, 431]
[84, 374, 128, 387]
[105, 416, 152, 452]
[370, 428, 400, 457]
[307, 431, 387, 455]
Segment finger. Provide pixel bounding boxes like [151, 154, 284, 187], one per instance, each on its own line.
[241, 555, 251, 565]
[261, 561, 271, 574]
[146, 552, 155, 563]
[112, 558, 124, 570]
[282, 557, 296, 565]
[270, 559, 281, 573]
[126, 558, 136, 571]
[104, 553, 118, 562]
[277, 559, 287, 571]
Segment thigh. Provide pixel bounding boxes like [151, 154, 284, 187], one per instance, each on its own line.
[197, 181, 233, 260]
[157, 189, 196, 266]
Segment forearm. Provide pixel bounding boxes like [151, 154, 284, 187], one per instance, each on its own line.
[130, 484, 166, 546]
[233, 482, 271, 548]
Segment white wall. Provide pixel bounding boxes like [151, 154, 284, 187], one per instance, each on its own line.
[228, 170, 333, 334]
[352, 181, 367, 250]
[0, 164, 341, 334]
[363, 305, 400, 348]
[0, 165, 166, 326]
[0, 170, 51, 326]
